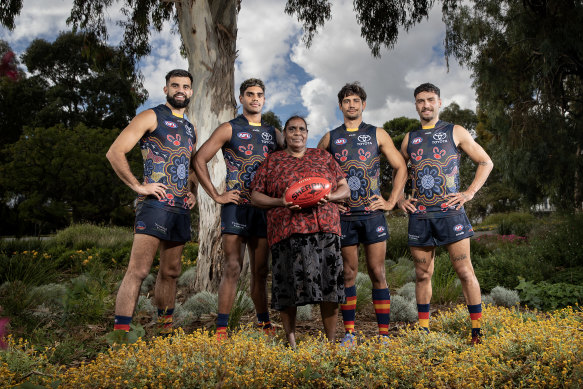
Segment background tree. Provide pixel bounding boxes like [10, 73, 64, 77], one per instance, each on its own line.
[0, 33, 147, 236]
[261, 111, 282, 130]
[1, 0, 462, 292]
[22, 31, 147, 129]
[443, 0, 583, 211]
[1, 125, 141, 235]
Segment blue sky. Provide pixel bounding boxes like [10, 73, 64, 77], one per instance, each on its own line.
[1, 0, 477, 147]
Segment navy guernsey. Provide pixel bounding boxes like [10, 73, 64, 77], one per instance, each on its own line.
[407, 120, 461, 216]
[139, 104, 195, 213]
[329, 122, 382, 219]
[222, 115, 277, 204]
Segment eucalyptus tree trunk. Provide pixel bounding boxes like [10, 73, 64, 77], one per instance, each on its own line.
[176, 0, 238, 292]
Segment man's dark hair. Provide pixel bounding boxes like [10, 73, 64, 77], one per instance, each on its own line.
[414, 83, 440, 98]
[165, 69, 193, 84]
[240, 78, 265, 96]
[337, 82, 367, 104]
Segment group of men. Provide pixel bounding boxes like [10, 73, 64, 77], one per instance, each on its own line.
[107, 69, 493, 344]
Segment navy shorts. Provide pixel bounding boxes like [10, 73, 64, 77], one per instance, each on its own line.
[408, 211, 474, 247]
[340, 213, 389, 247]
[221, 203, 267, 238]
[134, 201, 191, 243]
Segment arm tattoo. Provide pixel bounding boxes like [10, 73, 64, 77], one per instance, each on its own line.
[478, 161, 489, 166]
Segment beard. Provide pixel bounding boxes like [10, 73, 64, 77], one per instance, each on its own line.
[166, 93, 190, 109]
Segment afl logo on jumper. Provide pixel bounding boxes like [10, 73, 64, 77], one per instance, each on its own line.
[238, 132, 252, 140]
[376, 226, 385, 233]
[335, 138, 347, 145]
[453, 224, 463, 232]
[412, 137, 423, 145]
[164, 121, 177, 128]
[358, 135, 371, 143]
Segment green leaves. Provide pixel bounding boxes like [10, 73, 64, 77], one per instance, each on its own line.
[105, 324, 146, 346]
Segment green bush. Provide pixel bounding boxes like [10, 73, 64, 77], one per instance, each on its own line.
[396, 282, 416, 300]
[62, 272, 113, 324]
[479, 212, 536, 237]
[528, 214, 583, 269]
[390, 294, 417, 322]
[386, 216, 409, 260]
[432, 253, 462, 304]
[474, 246, 553, 292]
[489, 286, 520, 307]
[355, 272, 372, 311]
[515, 278, 583, 311]
[54, 223, 133, 249]
[386, 256, 415, 289]
[0, 251, 59, 286]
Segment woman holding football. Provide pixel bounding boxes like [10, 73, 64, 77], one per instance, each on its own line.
[251, 116, 349, 348]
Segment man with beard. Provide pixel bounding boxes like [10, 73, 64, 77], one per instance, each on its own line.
[195, 78, 283, 340]
[398, 83, 493, 344]
[318, 82, 407, 346]
[107, 69, 197, 336]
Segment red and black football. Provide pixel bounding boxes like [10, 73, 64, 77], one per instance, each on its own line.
[284, 177, 332, 208]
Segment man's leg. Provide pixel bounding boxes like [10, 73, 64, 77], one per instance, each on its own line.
[446, 238, 482, 341]
[216, 233, 245, 338]
[247, 236, 273, 331]
[114, 234, 160, 331]
[364, 241, 391, 336]
[410, 245, 436, 332]
[340, 244, 359, 339]
[154, 240, 185, 335]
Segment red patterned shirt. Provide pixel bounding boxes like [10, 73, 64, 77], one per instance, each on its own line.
[251, 148, 345, 246]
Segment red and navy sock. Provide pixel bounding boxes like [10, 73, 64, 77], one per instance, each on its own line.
[114, 315, 132, 332]
[256, 312, 272, 329]
[157, 308, 174, 335]
[372, 288, 391, 336]
[216, 313, 229, 339]
[340, 285, 357, 334]
[468, 303, 482, 338]
[417, 304, 430, 332]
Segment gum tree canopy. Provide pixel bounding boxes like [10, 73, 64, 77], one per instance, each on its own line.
[1, 0, 456, 292]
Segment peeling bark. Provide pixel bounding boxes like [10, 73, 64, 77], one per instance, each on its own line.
[177, 0, 238, 292]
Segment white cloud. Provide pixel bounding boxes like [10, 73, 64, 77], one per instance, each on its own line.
[235, 0, 302, 109]
[289, 0, 476, 141]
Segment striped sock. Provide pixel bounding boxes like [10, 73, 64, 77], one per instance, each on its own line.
[114, 315, 132, 332]
[256, 312, 272, 329]
[372, 288, 391, 336]
[468, 304, 482, 338]
[216, 313, 229, 340]
[417, 304, 430, 332]
[340, 285, 357, 334]
[157, 308, 174, 335]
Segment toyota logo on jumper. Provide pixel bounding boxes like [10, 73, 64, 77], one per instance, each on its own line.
[433, 132, 447, 141]
[358, 135, 371, 143]
[261, 133, 273, 141]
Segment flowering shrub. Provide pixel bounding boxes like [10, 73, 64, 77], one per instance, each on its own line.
[2, 305, 581, 388]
